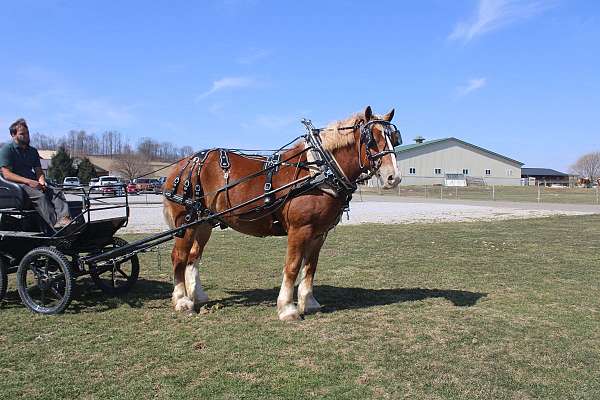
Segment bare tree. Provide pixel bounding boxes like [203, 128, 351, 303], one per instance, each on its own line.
[111, 151, 152, 181]
[570, 151, 600, 181]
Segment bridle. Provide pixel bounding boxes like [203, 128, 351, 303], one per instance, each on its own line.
[358, 119, 402, 174]
[302, 118, 402, 203]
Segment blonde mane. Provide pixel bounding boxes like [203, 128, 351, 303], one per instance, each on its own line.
[320, 113, 362, 151]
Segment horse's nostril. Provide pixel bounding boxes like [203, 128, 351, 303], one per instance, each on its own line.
[387, 175, 394, 182]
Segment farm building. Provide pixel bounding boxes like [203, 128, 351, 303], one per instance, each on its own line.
[394, 137, 524, 186]
[520, 168, 575, 187]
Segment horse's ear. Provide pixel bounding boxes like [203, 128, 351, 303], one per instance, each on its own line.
[364, 106, 373, 120]
[383, 108, 395, 121]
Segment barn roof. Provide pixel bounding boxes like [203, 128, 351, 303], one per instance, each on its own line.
[394, 137, 524, 166]
[521, 168, 569, 177]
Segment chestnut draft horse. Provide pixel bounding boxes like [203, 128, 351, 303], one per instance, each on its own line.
[163, 106, 401, 320]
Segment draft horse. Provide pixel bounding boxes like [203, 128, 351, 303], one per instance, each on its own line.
[163, 106, 401, 320]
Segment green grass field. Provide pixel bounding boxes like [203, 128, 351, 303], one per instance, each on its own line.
[1, 216, 600, 399]
[362, 185, 600, 204]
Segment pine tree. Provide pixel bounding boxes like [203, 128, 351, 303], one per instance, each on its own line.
[76, 157, 97, 184]
[48, 147, 76, 184]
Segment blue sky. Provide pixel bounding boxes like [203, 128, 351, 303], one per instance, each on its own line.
[1, 0, 598, 171]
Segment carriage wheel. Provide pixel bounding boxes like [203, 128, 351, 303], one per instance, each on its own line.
[90, 237, 139, 296]
[16, 247, 75, 315]
[0, 257, 7, 303]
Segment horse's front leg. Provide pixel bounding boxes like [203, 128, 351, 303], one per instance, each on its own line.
[185, 223, 212, 309]
[298, 233, 327, 315]
[277, 227, 314, 321]
[172, 231, 195, 313]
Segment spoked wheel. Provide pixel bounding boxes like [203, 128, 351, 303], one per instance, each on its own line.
[0, 257, 7, 303]
[17, 247, 74, 314]
[90, 237, 139, 296]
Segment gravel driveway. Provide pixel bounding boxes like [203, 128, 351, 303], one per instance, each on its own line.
[88, 195, 596, 234]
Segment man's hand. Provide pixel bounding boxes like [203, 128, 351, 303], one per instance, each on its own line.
[38, 177, 47, 189]
[26, 179, 43, 190]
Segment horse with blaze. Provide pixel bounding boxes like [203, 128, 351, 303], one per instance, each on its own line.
[163, 106, 401, 320]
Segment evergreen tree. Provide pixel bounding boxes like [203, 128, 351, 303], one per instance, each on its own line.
[48, 147, 76, 184]
[76, 157, 97, 184]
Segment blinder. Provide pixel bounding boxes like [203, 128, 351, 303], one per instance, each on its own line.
[359, 120, 402, 163]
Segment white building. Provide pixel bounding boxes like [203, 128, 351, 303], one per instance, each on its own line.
[394, 137, 523, 186]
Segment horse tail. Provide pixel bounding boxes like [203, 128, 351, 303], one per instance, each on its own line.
[163, 197, 176, 229]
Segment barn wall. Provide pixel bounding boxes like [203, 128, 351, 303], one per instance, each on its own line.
[396, 139, 522, 186]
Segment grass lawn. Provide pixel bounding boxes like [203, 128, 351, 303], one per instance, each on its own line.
[1, 215, 600, 399]
[365, 185, 600, 204]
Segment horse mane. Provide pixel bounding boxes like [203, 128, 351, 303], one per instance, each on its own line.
[320, 113, 363, 151]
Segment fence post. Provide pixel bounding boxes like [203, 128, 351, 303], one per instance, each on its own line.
[492, 185, 495, 201]
[455, 186, 458, 200]
[537, 184, 541, 203]
[440, 186, 443, 200]
[425, 185, 427, 199]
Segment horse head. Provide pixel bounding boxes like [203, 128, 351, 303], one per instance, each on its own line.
[359, 106, 402, 189]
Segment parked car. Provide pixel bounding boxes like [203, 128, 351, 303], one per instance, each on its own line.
[63, 177, 81, 188]
[89, 177, 100, 188]
[149, 179, 163, 193]
[133, 178, 154, 193]
[126, 182, 138, 194]
[98, 175, 123, 196]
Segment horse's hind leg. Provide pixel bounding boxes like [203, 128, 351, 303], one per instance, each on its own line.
[298, 233, 327, 315]
[171, 223, 212, 312]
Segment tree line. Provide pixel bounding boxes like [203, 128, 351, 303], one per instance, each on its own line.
[30, 130, 194, 162]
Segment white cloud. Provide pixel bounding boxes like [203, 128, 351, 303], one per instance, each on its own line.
[449, 0, 555, 42]
[196, 76, 256, 100]
[458, 77, 487, 96]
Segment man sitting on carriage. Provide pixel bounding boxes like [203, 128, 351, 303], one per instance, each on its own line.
[0, 118, 72, 229]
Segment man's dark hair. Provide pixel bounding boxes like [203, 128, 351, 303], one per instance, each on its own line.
[9, 118, 28, 136]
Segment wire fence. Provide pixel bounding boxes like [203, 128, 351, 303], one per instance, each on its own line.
[360, 184, 600, 205]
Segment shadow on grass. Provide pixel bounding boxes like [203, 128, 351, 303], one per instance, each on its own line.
[1, 282, 486, 314]
[221, 285, 487, 311]
[0, 278, 172, 314]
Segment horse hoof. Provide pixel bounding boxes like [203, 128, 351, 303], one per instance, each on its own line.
[195, 293, 209, 305]
[175, 297, 195, 313]
[300, 304, 321, 315]
[278, 305, 301, 321]
[299, 297, 321, 315]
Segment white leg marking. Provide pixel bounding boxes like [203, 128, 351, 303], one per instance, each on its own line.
[298, 264, 321, 315]
[277, 274, 300, 321]
[172, 282, 186, 304]
[185, 262, 209, 305]
[175, 297, 194, 312]
[172, 281, 194, 312]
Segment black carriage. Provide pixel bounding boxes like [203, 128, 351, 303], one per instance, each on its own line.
[0, 176, 140, 314]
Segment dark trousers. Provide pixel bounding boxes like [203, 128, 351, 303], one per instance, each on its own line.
[21, 185, 70, 227]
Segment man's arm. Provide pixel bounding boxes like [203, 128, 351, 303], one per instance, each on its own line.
[1, 166, 42, 189]
[35, 167, 46, 187]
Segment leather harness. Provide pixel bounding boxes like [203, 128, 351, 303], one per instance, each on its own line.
[164, 119, 401, 234]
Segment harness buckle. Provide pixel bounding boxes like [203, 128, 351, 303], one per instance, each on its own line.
[219, 150, 230, 169]
[264, 182, 272, 191]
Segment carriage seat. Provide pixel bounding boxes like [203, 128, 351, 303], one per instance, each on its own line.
[0, 174, 29, 210]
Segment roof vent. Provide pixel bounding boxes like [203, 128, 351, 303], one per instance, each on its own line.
[414, 136, 425, 144]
